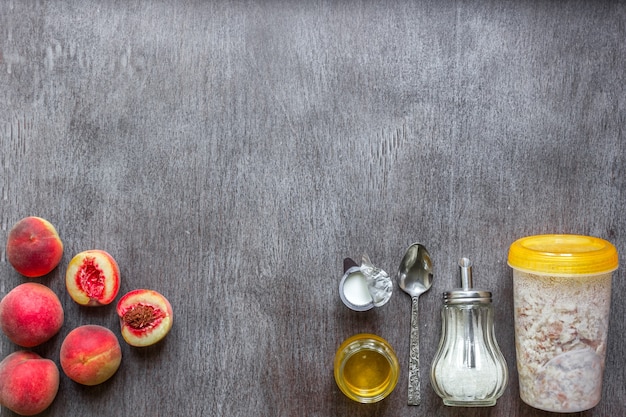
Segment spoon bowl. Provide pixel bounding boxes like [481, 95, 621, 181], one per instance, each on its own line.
[398, 244, 433, 297]
[397, 243, 434, 406]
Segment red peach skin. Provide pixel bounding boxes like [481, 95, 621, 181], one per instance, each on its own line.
[6, 216, 63, 278]
[0, 351, 60, 416]
[0, 283, 64, 347]
[60, 325, 122, 386]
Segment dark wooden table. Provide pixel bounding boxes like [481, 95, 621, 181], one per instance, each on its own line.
[1, 1, 624, 416]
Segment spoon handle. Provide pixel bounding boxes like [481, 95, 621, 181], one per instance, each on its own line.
[408, 295, 421, 405]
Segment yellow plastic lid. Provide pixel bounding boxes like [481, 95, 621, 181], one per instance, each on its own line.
[508, 234, 618, 276]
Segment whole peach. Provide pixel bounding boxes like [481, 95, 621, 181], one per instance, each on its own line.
[60, 325, 122, 386]
[6, 216, 63, 278]
[0, 283, 64, 347]
[0, 351, 59, 416]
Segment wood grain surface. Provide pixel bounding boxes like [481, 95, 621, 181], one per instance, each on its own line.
[1, 1, 624, 416]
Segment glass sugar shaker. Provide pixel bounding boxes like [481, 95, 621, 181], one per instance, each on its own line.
[430, 258, 508, 407]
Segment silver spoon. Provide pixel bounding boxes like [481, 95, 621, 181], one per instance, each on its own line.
[397, 243, 434, 406]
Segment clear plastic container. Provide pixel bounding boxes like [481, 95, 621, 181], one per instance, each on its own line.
[508, 234, 618, 412]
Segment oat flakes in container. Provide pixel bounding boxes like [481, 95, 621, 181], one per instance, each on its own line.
[508, 234, 618, 413]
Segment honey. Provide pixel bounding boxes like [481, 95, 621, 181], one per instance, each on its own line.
[343, 349, 392, 395]
[334, 334, 399, 403]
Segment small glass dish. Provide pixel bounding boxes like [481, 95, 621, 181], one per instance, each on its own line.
[334, 333, 399, 403]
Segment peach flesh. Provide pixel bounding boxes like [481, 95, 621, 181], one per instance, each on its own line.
[0, 351, 60, 416]
[65, 250, 120, 306]
[0, 283, 64, 348]
[117, 289, 173, 347]
[60, 325, 122, 386]
[6, 216, 63, 278]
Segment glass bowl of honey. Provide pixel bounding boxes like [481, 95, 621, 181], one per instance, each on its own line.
[334, 333, 399, 403]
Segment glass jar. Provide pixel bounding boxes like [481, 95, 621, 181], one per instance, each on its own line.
[508, 234, 618, 412]
[334, 333, 399, 403]
[430, 258, 508, 406]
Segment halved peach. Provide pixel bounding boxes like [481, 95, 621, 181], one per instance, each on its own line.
[116, 289, 173, 347]
[65, 250, 120, 306]
[6, 216, 63, 278]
